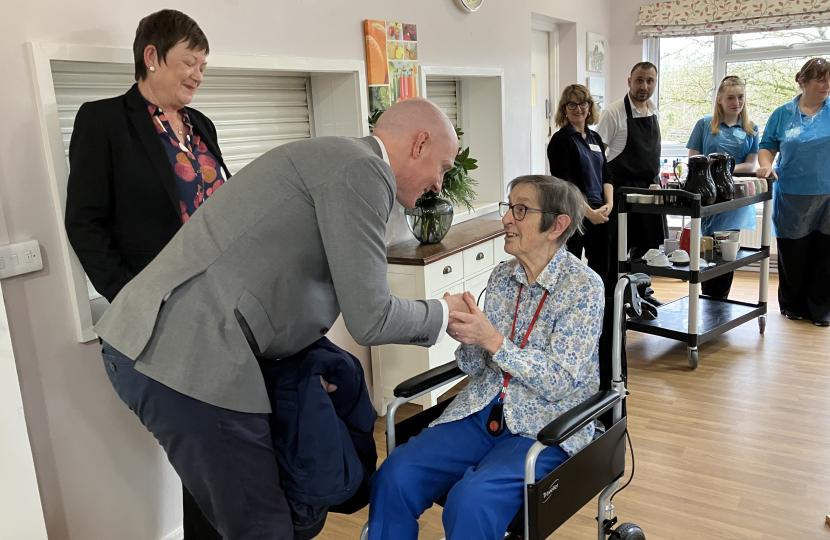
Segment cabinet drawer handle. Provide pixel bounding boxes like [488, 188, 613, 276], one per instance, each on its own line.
[476, 252, 485, 261]
[443, 266, 453, 275]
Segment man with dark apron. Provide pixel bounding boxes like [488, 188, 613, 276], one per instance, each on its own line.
[597, 62, 668, 261]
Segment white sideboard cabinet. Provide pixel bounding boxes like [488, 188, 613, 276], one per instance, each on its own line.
[371, 214, 510, 415]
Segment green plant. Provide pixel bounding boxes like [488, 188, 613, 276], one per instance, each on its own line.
[368, 114, 478, 212]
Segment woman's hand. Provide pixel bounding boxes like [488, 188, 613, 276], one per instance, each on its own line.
[447, 292, 504, 355]
[756, 167, 777, 180]
[597, 203, 613, 217]
[586, 207, 609, 225]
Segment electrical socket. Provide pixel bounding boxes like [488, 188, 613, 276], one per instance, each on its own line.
[0, 240, 43, 279]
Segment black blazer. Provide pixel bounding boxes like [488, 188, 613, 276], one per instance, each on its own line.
[546, 125, 613, 205]
[65, 83, 229, 302]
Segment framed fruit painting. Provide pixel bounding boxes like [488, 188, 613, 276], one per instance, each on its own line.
[364, 20, 420, 113]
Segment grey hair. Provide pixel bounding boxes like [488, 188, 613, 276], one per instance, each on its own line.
[507, 175, 586, 245]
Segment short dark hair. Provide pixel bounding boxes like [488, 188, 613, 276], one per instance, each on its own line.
[796, 57, 830, 87]
[133, 9, 209, 82]
[630, 62, 658, 76]
[507, 175, 586, 244]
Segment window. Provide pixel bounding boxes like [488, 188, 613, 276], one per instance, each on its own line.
[731, 27, 830, 49]
[656, 27, 830, 153]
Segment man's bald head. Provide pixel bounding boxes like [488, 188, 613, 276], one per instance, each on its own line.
[373, 98, 459, 208]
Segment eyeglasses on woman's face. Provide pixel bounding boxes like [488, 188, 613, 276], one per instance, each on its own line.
[565, 101, 590, 111]
[498, 202, 557, 221]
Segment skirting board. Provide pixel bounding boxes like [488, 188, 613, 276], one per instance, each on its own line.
[160, 527, 183, 540]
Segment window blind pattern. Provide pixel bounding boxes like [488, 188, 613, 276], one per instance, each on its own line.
[637, 0, 830, 37]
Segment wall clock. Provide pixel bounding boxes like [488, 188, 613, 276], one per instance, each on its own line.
[454, 0, 483, 13]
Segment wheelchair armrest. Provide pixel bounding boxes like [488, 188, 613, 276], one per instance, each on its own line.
[393, 363, 465, 398]
[536, 390, 621, 447]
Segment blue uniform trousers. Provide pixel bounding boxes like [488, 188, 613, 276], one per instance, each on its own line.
[368, 397, 569, 540]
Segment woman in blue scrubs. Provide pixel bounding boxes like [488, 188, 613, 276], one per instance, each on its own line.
[687, 75, 760, 298]
[757, 58, 830, 327]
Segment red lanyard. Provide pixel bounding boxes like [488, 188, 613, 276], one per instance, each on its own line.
[499, 284, 549, 401]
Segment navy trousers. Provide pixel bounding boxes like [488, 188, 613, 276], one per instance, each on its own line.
[101, 342, 294, 540]
[368, 397, 569, 540]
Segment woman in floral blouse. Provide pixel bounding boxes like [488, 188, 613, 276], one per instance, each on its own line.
[368, 175, 604, 540]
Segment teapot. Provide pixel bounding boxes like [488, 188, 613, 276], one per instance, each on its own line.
[684, 155, 717, 206]
[708, 152, 736, 202]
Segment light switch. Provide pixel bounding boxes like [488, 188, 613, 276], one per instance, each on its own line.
[0, 240, 43, 279]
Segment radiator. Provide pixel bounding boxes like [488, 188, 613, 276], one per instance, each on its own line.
[739, 213, 777, 272]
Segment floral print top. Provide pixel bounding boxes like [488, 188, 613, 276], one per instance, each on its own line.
[431, 248, 604, 456]
[145, 100, 226, 223]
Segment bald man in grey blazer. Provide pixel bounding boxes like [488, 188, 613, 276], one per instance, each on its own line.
[94, 99, 468, 540]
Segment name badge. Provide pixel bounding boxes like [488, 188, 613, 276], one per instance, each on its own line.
[589, 144, 602, 152]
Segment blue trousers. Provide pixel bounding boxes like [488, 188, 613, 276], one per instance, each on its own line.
[101, 342, 294, 540]
[368, 397, 569, 540]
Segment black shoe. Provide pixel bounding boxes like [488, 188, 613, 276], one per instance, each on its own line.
[814, 320, 830, 327]
[782, 310, 803, 320]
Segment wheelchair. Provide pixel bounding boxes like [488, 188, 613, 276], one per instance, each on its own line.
[359, 274, 655, 540]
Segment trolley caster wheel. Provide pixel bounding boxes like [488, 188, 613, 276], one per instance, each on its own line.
[614, 522, 646, 539]
[759, 316, 766, 335]
[688, 348, 699, 370]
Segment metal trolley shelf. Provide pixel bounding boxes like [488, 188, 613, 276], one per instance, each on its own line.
[618, 175, 773, 369]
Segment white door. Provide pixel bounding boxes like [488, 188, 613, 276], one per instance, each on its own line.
[531, 30, 552, 175]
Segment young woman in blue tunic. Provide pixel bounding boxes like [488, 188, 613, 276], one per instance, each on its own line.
[757, 58, 830, 327]
[686, 75, 760, 298]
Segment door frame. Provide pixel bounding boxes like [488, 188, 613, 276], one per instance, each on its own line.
[531, 21, 558, 174]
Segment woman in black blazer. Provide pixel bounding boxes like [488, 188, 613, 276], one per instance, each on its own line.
[546, 84, 614, 288]
[64, 9, 227, 540]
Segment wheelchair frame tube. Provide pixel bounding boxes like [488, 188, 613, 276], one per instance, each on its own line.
[596, 479, 620, 540]
[384, 372, 467, 453]
[524, 441, 547, 540]
[611, 277, 628, 423]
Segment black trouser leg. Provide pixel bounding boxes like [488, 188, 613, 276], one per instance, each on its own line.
[568, 218, 613, 291]
[805, 231, 830, 323]
[701, 271, 734, 299]
[776, 235, 811, 317]
[184, 485, 223, 540]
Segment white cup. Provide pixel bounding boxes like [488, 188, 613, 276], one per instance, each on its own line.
[639, 194, 655, 204]
[664, 238, 679, 254]
[720, 240, 740, 262]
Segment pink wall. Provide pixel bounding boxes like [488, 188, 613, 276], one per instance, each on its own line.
[609, 0, 650, 101]
[0, 1, 610, 539]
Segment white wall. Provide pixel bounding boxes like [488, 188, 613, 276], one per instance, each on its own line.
[609, 0, 650, 101]
[0, 1, 609, 539]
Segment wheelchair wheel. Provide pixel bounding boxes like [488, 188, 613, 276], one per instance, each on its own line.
[615, 522, 646, 539]
[688, 347, 698, 370]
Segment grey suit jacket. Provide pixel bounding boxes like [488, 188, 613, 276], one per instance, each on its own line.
[95, 137, 443, 413]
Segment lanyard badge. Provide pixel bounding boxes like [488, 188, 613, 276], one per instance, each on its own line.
[487, 285, 549, 436]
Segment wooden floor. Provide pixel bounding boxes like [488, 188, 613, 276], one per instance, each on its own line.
[317, 272, 830, 540]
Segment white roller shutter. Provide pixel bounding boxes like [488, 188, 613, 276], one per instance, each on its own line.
[425, 77, 459, 128]
[51, 61, 312, 175]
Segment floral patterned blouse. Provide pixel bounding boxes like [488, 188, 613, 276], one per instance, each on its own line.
[432, 247, 604, 457]
[145, 100, 226, 223]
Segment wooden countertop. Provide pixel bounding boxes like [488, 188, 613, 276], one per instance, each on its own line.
[386, 215, 505, 266]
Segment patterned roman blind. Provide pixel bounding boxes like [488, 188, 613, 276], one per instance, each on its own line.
[637, 0, 830, 37]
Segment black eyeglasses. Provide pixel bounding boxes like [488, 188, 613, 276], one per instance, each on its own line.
[566, 101, 590, 111]
[499, 202, 557, 221]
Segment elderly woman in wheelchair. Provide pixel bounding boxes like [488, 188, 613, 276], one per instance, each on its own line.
[368, 175, 605, 540]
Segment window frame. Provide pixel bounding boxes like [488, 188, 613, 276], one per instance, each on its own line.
[651, 29, 830, 155]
